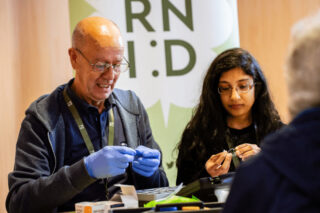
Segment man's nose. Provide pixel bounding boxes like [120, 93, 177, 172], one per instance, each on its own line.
[101, 67, 115, 79]
[230, 87, 240, 100]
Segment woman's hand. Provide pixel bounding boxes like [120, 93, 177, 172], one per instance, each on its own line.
[235, 143, 261, 161]
[205, 151, 232, 177]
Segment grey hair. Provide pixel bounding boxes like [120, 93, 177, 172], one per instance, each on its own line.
[285, 11, 320, 118]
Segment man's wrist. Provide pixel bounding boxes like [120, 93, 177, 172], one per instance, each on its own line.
[84, 156, 95, 178]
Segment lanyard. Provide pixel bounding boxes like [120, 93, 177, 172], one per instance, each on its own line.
[62, 87, 115, 154]
[108, 108, 114, 146]
[225, 123, 258, 169]
[225, 130, 241, 169]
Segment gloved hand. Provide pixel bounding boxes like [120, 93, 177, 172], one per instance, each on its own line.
[84, 146, 136, 179]
[132, 145, 160, 177]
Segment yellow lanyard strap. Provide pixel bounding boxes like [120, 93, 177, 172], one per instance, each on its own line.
[107, 109, 114, 146]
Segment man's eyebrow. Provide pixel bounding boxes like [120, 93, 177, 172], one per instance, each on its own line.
[93, 57, 122, 63]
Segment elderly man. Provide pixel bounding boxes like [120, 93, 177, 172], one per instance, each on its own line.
[223, 11, 320, 213]
[6, 17, 168, 213]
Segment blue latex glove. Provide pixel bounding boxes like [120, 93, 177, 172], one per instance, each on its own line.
[132, 145, 160, 177]
[84, 146, 136, 179]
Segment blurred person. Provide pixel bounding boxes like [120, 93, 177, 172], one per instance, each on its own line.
[223, 11, 320, 213]
[176, 48, 283, 185]
[6, 16, 168, 213]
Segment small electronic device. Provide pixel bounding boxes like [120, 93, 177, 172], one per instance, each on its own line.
[135, 173, 234, 203]
[176, 172, 234, 202]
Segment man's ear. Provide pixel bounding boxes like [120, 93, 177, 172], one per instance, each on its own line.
[68, 48, 78, 69]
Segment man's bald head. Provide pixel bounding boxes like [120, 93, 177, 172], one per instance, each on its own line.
[72, 16, 123, 50]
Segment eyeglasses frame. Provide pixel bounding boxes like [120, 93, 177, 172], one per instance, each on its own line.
[217, 82, 255, 95]
[75, 48, 130, 74]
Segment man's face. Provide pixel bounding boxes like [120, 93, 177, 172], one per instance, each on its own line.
[73, 43, 124, 106]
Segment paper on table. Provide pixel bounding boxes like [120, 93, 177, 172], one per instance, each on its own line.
[115, 184, 138, 208]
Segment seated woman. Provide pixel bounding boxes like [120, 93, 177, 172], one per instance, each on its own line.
[176, 48, 283, 185]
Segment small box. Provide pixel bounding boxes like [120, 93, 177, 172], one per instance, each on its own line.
[75, 201, 123, 213]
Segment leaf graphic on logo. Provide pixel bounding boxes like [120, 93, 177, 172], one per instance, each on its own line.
[166, 161, 174, 169]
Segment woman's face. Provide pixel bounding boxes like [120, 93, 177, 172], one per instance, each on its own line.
[218, 67, 255, 120]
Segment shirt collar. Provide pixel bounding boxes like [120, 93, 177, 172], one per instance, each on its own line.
[66, 79, 115, 113]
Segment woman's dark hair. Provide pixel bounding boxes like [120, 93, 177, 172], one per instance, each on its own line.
[176, 48, 282, 172]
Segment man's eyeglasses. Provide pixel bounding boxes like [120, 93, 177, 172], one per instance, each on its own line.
[218, 82, 254, 95]
[75, 48, 130, 74]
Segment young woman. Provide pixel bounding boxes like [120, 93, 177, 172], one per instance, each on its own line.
[176, 48, 283, 185]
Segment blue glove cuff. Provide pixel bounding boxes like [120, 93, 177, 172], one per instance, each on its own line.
[84, 157, 95, 178]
